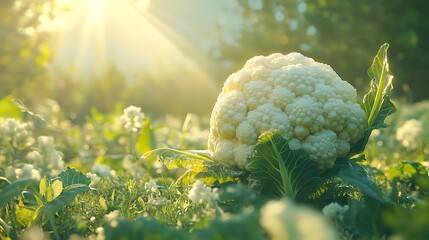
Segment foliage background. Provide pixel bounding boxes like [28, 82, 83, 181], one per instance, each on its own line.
[1, 0, 428, 118]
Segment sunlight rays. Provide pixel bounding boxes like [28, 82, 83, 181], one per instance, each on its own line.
[53, 0, 217, 95]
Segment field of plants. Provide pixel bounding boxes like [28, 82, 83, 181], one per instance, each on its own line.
[1, 42, 429, 240]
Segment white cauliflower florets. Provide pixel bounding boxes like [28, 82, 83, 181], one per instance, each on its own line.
[260, 198, 338, 240]
[396, 119, 424, 150]
[208, 52, 366, 171]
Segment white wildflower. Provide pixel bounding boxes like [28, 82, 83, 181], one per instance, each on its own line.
[260, 198, 338, 240]
[86, 172, 100, 187]
[104, 210, 120, 228]
[0, 118, 32, 145]
[120, 106, 145, 132]
[322, 202, 349, 221]
[396, 119, 424, 150]
[95, 227, 105, 240]
[144, 179, 159, 193]
[87, 227, 105, 240]
[148, 198, 170, 206]
[15, 164, 41, 181]
[26, 150, 42, 163]
[188, 180, 219, 207]
[91, 163, 116, 178]
[21, 225, 44, 240]
[28, 136, 64, 177]
[5, 164, 41, 181]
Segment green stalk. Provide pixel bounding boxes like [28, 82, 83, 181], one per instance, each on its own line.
[0, 217, 11, 235]
[270, 138, 292, 198]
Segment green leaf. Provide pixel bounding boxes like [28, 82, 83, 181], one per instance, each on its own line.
[364, 43, 395, 126]
[0, 178, 38, 209]
[99, 196, 108, 211]
[39, 177, 48, 198]
[56, 167, 91, 187]
[175, 162, 245, 185]
[144, 148, 242, 185]
[0, 96, 22, 119]
[15, 203, 36, 226]
[13, 99, 46, 128]
[0, 217, 11, 235]
[386, 161, 429, 183]
[144, 148, 211, 173]
[195, 162, 246, 184]
[0, 177, 11, 190]
[144, 148, 213, 164]
[337, 165, 387, 203]
[37, 168, 91, 215]
[47, 180, 63, 202]
[350, 43, 396, 155]
[45, 184, 90, 215]
[247, 132, 322, 200]
[136, 117, 154, 154]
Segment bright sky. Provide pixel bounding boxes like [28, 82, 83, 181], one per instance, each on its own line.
[51, 0, 243, 80]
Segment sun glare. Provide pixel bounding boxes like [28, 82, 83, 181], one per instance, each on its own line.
[53, 0, 216, 92]
[135, 0, 151, 11]
[86, 0, 107, 26]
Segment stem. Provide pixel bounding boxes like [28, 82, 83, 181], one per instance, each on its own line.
[128, 131, 134, 155]
[48, 212, 61, 240]
[270, 137, 291, 198]
[0, 217, 11, 235]
[128, 131, 139, 159]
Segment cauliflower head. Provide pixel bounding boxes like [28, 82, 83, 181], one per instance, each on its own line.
[208, 53, 366, 171]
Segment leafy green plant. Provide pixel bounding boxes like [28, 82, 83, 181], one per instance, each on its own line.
[0, 168, 91, 239]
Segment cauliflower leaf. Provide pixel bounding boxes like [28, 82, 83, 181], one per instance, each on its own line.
[144, 148, 245, 184]
[351, 43, 396, 156]
[248, 131, 322, 200]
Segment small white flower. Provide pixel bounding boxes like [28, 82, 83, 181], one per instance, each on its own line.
[148, 198, 170, 206]
[26, 150, 42, 163]
[15, 164, 41, 181]
[28, 136, 64, 177]
[104, 210, 120, 228]
[86, 172, 100, 187]
[95, 227, 105, 240]
[120, 106, 145, 132]
[144, 179, 159, 193]
[6, 164, 41, 181]
[188, 180, 218, 207]
[322, 202, 349, 221]
[0, 118, 32, 145]
[91, 164, 116, 178]
[21, 225, 44, 240]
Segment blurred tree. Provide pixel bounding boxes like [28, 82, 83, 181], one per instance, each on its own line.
[218, 0, 429, 101]
[0, 0, 53, 102]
